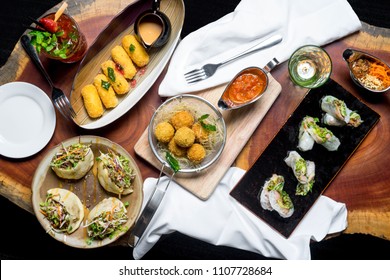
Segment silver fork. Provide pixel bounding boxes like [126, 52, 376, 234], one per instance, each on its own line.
[21, 35, 76, 120]
[184, 34, 283, 84]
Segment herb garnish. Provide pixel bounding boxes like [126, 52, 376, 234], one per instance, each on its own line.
[129, 44, 136, 53]
[165, 151, 180, 173]
[107, 67, 116, 82]
[199, 114, 217, 131]
[101, 80, 111, 90]
[29, 30, 68, 59]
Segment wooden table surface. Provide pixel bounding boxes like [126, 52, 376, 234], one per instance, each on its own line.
[1, 0, 389, 242]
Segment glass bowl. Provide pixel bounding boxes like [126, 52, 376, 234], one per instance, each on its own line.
[288, 45, 332, 88]
[148, 94, 226, 175]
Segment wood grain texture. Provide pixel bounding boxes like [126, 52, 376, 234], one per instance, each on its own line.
[0, 0, 389, 242]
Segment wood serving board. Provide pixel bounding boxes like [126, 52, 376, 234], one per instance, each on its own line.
[134, 74, 281, 200]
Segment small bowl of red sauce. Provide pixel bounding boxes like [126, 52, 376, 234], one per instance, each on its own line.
[343, 48, 390, 94]
[218, 67, 269, 110]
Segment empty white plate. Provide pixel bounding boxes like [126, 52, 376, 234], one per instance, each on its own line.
[0, 82, 56, 158]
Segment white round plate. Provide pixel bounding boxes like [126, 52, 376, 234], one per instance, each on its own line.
[0, 82, 56, 158]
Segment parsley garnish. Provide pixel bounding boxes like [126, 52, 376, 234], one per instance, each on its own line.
[107, 67, 116, 82]
[199, 114, 217, 132]
[129, 44, 136, 53]
[29, 30, 68, 59]
[101, 80, 111, 90]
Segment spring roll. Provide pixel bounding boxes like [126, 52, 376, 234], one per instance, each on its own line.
[93, 74, 118, 109]
[101, 60, 130, 95]
[111, 46, 137, 80]
[81, 84, 104, 118]
[122, 34, 149, 67]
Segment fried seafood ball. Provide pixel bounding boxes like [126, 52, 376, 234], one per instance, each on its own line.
[174, 127, 195, 148]
[192, 122, 209, 142]
[154, 122, 175, 143]
[187, 143, 206, 163]
[170, 110, 194, 130]
[168, 139, 187, 157]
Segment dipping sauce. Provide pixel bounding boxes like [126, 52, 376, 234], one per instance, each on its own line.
[223, 70, 267, 105]
[350, 57, 390, 91]
[138, 15, 163, 46]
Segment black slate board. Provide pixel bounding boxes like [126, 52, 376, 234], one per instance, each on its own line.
[230, 79, 380, 238]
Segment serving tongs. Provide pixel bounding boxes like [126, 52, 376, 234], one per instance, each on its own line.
[128, 162, 177, 247]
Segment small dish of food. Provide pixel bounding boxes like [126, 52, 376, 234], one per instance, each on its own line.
[71, 0, 184, 129]
[149, 94, 226, 175]
[343, 48, 390, 93]
[218, 58, 279, 110]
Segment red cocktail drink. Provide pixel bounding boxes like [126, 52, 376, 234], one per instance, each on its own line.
[32, 13, 87, 63]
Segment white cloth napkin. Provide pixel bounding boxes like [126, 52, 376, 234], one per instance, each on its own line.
[158, 0, 361, 97]
[133, 167, 347, 260]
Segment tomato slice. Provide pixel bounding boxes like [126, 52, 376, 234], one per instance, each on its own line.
[38, 18, 58, 33]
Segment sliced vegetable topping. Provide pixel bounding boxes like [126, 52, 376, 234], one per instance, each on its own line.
[50, 143, 91, 170]
[97, 150, 135, 193]
[40, 193, 74, 234]
[86, 205, 128, 240]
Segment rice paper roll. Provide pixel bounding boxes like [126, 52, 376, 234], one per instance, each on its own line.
[268, 188, 294, 218]
[321, 95, 363, 127]
[322, 113, 346, 127]
[97, 150, 136, 196]
[298, 117, 315, 151]
[111, 45, 137, 80]
[258, 174, 284, 211]
[101, 60, 130, 95]
[86, 197, 128, 240]
[50, 142, 94, 180]
[93, 74, 118, 109]
[349, 111, 363, 128]
[284, 151, 315, 184]
[284, 151, 315, 196]
[302, 116, 341, 151]
[258, 174, 294, 218]
[321, 95, 351, 124]
[40, 188, 84, 234]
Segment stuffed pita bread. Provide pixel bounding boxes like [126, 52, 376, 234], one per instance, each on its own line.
[50, 143, 94, 180]
[86, 197, 128, 240]
[39, 188, 84, 234]
[97, 150, 135, 195]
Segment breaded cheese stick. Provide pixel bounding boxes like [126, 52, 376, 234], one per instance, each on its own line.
[111, 45, 137, 80]
[101, 60, 129, 95]
[93, 74, 118, 109]
[81, 84, 104, 118]
[122, 34, 149, 67]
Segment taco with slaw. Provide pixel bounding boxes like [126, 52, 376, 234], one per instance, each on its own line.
[50, 142, 94, 180]
[96, 149, 135, 196]
[86, 197, 128, 240]
[39, 188, 84, 234]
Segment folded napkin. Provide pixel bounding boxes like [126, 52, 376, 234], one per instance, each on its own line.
[133, 167, 347, 260]
[159, 0, 361, 97]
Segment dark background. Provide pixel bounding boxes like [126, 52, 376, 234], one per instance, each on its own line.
[1, 0, 390, 259]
